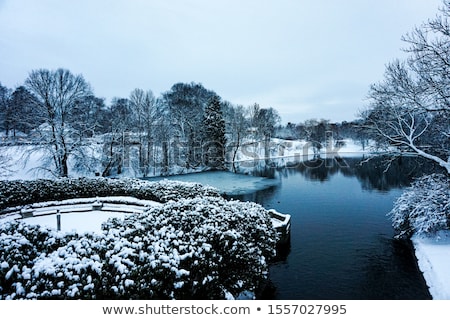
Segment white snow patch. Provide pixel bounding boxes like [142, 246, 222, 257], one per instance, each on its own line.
[124, 279, 134, 287]
[412, 230, 450, 300]
[22, 210, 129, 234]
[4, 196, 162, 234]
[224, 290, 235, 300]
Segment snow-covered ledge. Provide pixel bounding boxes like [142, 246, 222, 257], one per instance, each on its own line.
[412, 230, 450, 299]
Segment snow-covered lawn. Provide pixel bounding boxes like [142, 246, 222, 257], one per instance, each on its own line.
[24, 210, 128, 234]
[8, 196, 162, 234]
[412, 231, 450, 300]
[0, 145, 51, 180]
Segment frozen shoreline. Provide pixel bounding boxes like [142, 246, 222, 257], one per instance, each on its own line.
[412, 231, 450, 300]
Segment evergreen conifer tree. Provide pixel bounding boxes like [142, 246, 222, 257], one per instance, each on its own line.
[202, 95, 227, 169]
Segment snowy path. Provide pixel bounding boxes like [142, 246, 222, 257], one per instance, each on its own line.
[412, 231, 450, 300]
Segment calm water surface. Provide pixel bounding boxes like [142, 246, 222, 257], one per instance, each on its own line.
[150, 156, 436, 299]
[233, 156, 433, 299]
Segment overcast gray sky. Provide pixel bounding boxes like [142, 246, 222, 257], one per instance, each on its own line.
[0, 0, 443, 124]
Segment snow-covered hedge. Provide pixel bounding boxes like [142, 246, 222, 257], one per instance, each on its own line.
[0, 196, 278, 299]
[389, 174, 450, 239]
[0, 178, 221, 212]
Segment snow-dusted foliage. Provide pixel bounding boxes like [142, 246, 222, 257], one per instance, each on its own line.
[389, 174, 450, 239]
[0, 195, 278, 299]
[0, 178, 221, 212]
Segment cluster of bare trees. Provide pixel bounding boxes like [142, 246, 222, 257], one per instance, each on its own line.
[224, 102, 280, 170]
[0, 73, 280, 178]
[275, 119, 372, 155]
[361, 0, 450, 174]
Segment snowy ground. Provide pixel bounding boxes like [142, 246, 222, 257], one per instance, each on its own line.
[24, 210, 128, 234]
[412, 231, 450, 299]
[1, 196, 162, 234]
[0, 145, 51, 180]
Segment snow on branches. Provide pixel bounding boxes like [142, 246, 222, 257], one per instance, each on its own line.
[0, 177, 221, 212]
[0, 180, 278, 299]
[389, 174, 450, 239]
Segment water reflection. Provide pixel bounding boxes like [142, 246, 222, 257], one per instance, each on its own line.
[230, 155, 434, 299]
[233, 155, 442, 192]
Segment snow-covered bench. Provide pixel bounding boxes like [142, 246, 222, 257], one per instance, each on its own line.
[268, 209, 291, 245]
[1, 196, 162, 219]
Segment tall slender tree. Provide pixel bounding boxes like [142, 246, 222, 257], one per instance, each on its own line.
[0, 83, 11, 136]
[225, 103, 249, 172]
[202, 95, 227, 169]
[0, 83, 12, 177]
[129, 88, 157, 176]
[254, 107, 281, 161]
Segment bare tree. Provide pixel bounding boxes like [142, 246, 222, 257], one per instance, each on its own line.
[101, 97, 131, 176]
[25, 68, 93, 177]
[254, 106, 281, 161]
[129, 88, 157, 176]
[152, 98, 172, 175]
[225, 103, 249, 172]
[0, 83, 12, 137]
[362, 1, 450, 174]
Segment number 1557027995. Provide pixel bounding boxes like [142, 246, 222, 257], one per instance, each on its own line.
[267, 304, 347, 315]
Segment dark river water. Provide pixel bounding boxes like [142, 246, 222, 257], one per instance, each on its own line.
[148, 155, 439, 299]
[230, 156, 435, 300]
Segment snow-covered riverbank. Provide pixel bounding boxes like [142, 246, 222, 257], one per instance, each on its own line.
[412, 231, 450, 299]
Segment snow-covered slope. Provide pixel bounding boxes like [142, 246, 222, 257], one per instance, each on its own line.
[412, 231, 450, 299]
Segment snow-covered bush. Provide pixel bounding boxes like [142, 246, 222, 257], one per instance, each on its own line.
[0, 196, 278, 299]
[389, 174, 450, 239]
[0, 178, 221, 212]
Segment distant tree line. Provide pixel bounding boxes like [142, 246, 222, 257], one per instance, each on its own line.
[274, 119, 369, 152]
[0, 73, 283, 178]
